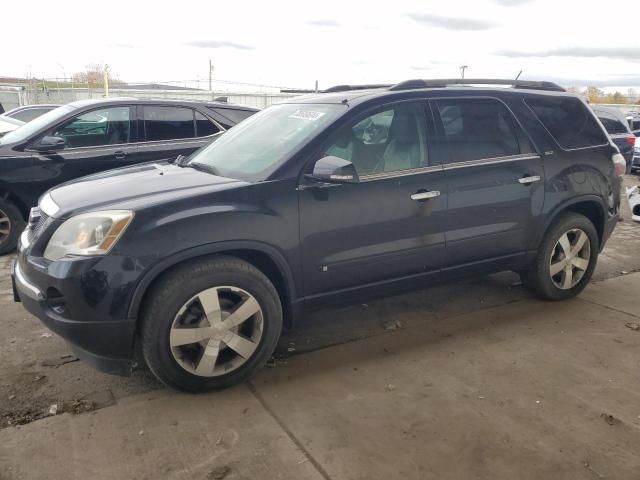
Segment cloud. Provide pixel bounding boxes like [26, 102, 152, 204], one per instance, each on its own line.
[187, 40, 253, 50]
[494, 0, 534, 5]
[496, 47, 640, 61]
[408, 13, 497, 30]
[306, 19, 340, 27]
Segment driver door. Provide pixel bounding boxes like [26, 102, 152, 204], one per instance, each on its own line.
[299, 101, 448, 299]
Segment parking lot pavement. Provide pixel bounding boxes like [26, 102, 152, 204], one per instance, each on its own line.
[2, 272, 640, 480]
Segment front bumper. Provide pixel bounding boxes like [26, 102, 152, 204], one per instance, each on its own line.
[12, 257, 137, 376]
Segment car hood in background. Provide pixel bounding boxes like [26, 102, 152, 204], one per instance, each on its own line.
[48, 162, 248, 217]
[0, 117, 24, 134]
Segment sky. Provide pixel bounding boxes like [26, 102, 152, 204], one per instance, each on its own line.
[3, 0, 639, 91]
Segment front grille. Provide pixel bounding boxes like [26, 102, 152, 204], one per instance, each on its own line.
[26, 207, 50, 244]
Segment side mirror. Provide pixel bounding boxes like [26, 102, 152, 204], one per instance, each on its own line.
[32, 135, 65, 152]
[306, 156, 359, 184]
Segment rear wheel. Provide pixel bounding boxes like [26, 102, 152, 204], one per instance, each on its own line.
[141, 256, 282, 392]
[522, 213, 598, 301]
[0, 199, 25, 255]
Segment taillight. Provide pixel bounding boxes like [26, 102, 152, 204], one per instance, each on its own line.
[627, 137, 636, 146]
[612, 153, 626, 176]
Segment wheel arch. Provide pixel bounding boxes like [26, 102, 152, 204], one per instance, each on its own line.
[0, 184, 30, 220]
[539, 195, 606, 249]
[128, 241, 298, 329]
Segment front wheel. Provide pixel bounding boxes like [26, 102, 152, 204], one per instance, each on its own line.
[141, 256, 283, 392]
[522, 213, 599, 301]
[0, 199, 25, 255]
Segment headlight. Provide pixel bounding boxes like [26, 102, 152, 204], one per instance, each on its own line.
[44, 210, 134, 261]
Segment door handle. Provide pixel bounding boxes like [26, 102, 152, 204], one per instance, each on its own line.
[411, 190, 440, 201]
[518, 175, 541, 185]
[114, 151, 127, 160]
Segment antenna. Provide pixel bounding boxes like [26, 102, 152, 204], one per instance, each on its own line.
[460, 65, 468, 80]
[515, 70, 523, 80]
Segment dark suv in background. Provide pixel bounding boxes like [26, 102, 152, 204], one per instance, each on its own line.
[0, 98, 258, 253]
[13, 79, 623, 392]
[591, 105, 635, 173]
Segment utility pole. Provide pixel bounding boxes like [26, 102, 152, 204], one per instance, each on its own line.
[460, 65, 468, 80]
[209, 59, 214, 92]
[104, 64, 110, 98]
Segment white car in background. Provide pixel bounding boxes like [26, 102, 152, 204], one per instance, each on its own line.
[0, 116, 24, 137]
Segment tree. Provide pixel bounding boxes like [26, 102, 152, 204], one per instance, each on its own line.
[585, 86, 604, 103]
[72, 63, 123, 87]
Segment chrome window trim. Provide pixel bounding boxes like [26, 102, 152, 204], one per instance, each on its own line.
[443, 153, 541, 171]
[25, 132, 223, 155]
[360, 164, 443, 182]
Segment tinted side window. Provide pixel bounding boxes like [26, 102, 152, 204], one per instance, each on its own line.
[11, 108, 50, 123]
[435, 98, 527, 163]
[55, 106, 131, 148]
[144, 106, 195, 141]
[195, 111, 220, 137]
[322, 102, 429, 176]
[525, 96, 607, 149]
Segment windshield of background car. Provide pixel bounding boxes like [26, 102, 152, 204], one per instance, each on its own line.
[187, 103, 345, 181]
[0, 105, 75, 145]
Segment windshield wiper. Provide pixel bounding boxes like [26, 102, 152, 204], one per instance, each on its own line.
[188, 161, 222, 176]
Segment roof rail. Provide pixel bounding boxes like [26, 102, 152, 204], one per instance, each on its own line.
[323, 84, 393, 93]
[389, 78, 565, 92]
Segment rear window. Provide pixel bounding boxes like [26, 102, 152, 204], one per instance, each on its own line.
[525, 96, 608, 150]
[594, 109, 629, 135]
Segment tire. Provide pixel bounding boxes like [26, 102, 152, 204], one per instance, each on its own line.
[522, 213, 599, 301]
[140, 255, 283, 392]
[0, 199, 25, 256]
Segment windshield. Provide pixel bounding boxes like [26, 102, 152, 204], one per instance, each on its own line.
[187, 103, 345, 181]
[0, 104, 75, 145]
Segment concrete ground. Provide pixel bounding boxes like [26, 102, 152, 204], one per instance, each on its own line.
[1, 175, 639, 479]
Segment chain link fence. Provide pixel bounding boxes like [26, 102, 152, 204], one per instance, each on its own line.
[1, 83, 300, 112]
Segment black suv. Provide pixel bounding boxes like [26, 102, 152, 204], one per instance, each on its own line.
[12, 79, 623, 392]
[591, 105, 635, 173]
[0, 98, 257, 253]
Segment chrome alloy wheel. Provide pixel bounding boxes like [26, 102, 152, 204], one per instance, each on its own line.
[549, 228, 591, 290]
[169, 286, 263, 377]
[0, 209, 10, 243]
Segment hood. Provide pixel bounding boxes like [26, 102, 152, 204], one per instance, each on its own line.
[48, 162, 248, 217]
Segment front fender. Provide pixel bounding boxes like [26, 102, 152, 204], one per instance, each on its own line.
[126, 240, 298, 320]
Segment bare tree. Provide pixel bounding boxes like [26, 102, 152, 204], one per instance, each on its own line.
[72, 63, 123, 87]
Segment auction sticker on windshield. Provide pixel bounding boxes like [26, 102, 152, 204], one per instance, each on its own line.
[289, 110, 326, 121]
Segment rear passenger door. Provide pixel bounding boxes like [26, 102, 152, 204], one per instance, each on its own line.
[137, 105, 222, 163]
[433, 97, 545, 269]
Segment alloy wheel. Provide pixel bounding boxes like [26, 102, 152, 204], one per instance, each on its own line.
[0, 209, 10, 244]
[169, 286, 264, 377]
[549, 228, 591, 290]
